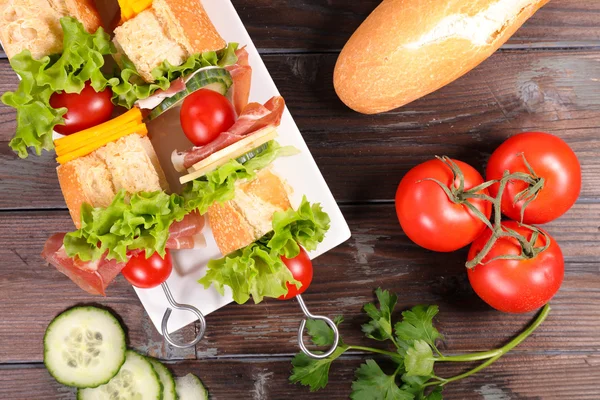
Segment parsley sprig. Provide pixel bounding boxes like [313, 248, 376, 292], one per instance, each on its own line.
[290, 288, 550, 399]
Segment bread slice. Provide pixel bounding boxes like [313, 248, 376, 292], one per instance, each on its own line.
[208, 169, 291, 256]
[113, 0, 225, 83]
[113, 9, 187, 82]
[57, 134, 170, 228]
[0, 0, 102, 59]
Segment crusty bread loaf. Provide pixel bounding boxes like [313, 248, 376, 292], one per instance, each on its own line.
[0, 0, 102, 59]
[334, 0, 549, 114]
[208, 169, 292, 256]
[57, 134, 169, 228]
[113, 0, 225, 83]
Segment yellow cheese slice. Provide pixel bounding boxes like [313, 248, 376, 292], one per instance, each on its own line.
[55, 119, 142, 157]
[54, 108, 142, 151]
[179, 126, 278, 184]
[56, 124, 148, 165]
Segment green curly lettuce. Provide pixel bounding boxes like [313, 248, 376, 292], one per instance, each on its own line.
[182, 141, 300, 215]
[199, 196, 331, 304]
[64, 190, 188, 263]
[110, 43, 239, 108]
[1, 17, 114, 158]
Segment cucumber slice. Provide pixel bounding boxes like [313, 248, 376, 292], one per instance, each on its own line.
[77, 350, 163, 400]
[148, 358, 177, 400]
[148, 68, 233, 120]
[176, 373, 208, 400]
[235, 142, 270, 165]
[44, 307, 126, 388]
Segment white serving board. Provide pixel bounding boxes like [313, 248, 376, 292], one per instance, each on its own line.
[133, 0, 351, 335]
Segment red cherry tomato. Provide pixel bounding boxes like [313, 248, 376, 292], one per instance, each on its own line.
[50, 82, 114, 135]
[180, 89, 236, 146]
[278, 247, 313, 300]
[122, 250, 173, 289]
[395, 159, 492, 252]
[486, 132, 581, 224]
[467, 221, 564, 313]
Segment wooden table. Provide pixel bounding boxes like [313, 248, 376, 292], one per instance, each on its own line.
[1, 1, 599, 398]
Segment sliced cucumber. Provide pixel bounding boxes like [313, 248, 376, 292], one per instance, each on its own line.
[77, 350, 163, 400]
[148, 68, 233, 120]
[44, 306, 126, 388]
[176, 373, 208, 400]
[149, 358, 177, 400]
[235, 142, 270, 165]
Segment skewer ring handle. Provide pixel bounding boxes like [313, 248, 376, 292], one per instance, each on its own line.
[161, 282, 207, 349]
[296, 294, 340, 359]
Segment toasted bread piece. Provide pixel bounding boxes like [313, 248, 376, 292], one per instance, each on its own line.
[208, 169, 291, 256]
[0, 0, 102, 59]
[57, 134, 169, 228]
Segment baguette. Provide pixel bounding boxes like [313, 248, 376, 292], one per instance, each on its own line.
[333, 0, 549, 114]
[113, 0, 226, 82]
[57, 134, 169, 228]
[0, 0, 102, 59]
[208, 169, 292, 256]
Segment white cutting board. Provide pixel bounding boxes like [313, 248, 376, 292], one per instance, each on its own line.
[133, 0, 351, 335]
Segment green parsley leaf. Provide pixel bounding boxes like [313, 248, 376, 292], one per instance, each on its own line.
[395, 305, 442, 348]
[404, 340, 435, 377]
[362, 288, 398, 342]
[351, 360, 414, 400]
[306, 316, 344, 347]
[424, 386, 443, 400]
[290, 345, 348, 392]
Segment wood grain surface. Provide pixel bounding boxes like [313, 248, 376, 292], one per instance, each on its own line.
[0, 0, 599, 398]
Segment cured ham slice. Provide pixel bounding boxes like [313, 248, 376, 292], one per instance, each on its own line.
[42, 233, 127, 296]
[226, 47, 252, 115]
[42, 212, 206, 295]
[136, 78, 186, 110]
[173, 96, 285, 171]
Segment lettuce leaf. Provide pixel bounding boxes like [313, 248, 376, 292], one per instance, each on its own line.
[1, 17, 114, 158]
[199, 196, 331, 304]
[64, 190, 187, 263]
[110, 43, 239, 108]
[182, 141, 299, 215]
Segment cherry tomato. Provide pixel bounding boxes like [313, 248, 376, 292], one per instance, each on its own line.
[180, 89, 236, 146]
[278, 247, 313, 300]
[486, 132, 581, 224]
[467, 221, 564, 313]
[122, 250, 173, 289]
[50, 82, 114, 135]
[395, 158, 492, 252]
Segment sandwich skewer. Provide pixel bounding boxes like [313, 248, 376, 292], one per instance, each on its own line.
[296, 294, 340, 359]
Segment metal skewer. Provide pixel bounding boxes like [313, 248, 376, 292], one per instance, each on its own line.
[160, 282, 207, 348]
[296, 294, 340, 359]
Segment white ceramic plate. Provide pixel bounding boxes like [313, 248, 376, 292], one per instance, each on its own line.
[1, 0, 351, 336]
[133, 0, 351, 335]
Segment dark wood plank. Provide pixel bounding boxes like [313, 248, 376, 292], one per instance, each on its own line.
[2, 352, 599, 399]
[1, 50, 600, 208]
[236, 0, 600, 51]
[1, 204, 598, 363]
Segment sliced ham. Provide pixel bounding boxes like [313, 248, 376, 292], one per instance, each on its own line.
[226, 47, 252, 115]
[136, 78, 186, 110]
[174, 96, 285, 170]
[42, 211, 207, 295]
[41, 233, 127, 296]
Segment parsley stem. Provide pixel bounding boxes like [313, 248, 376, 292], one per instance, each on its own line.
[434, 348, 502, 362]
[348, 345, 400, 359]
[426, 304, 550, 387]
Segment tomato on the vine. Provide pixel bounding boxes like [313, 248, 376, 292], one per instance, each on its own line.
[486, 132, 581, 224]
[180, 88, 236, 146]
[395, 158, 492, 252]
[467, 221, 564, 313]
[50, 82, 114, 135]
[278, 247, 313, 300]
[122, 250, 173, 289]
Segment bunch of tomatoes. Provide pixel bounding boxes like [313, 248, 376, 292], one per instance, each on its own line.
[395, 132, 581, 313]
